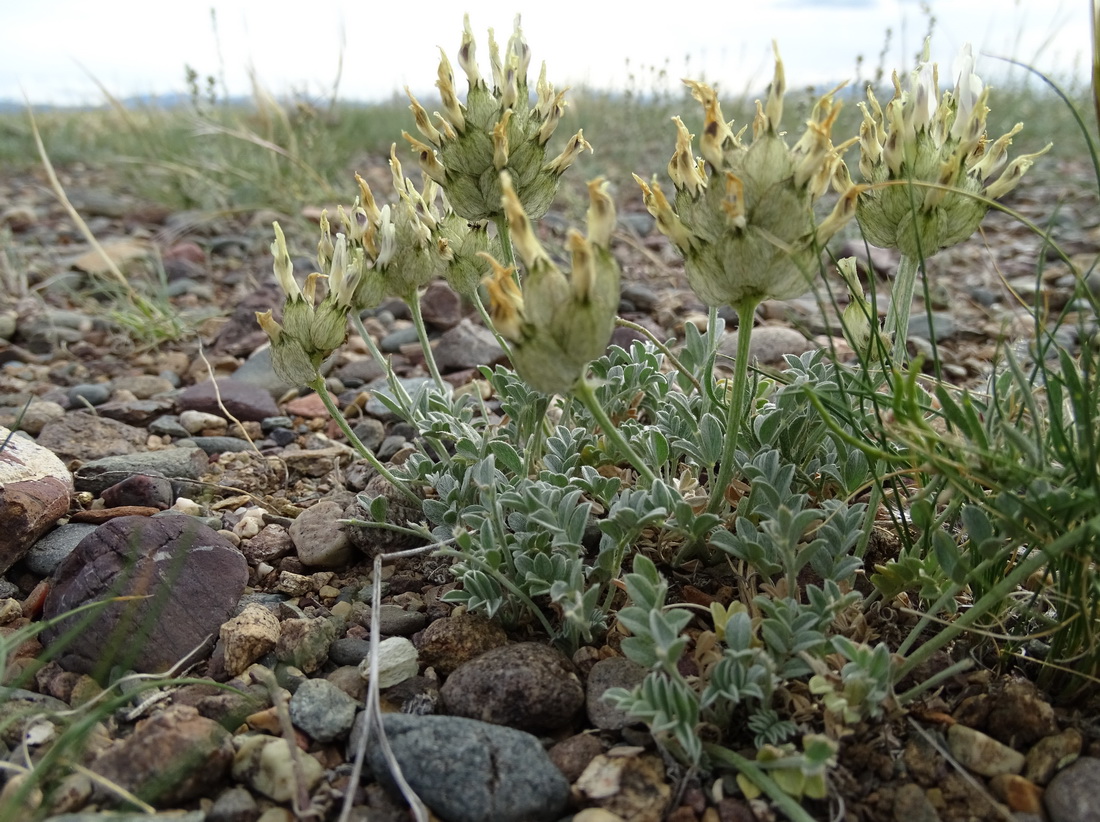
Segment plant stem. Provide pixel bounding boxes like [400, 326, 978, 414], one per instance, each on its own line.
[706, 299, 760, 514]
[704, 744, 818, 822]
[493, 214, 517, 274]
[308, 375, 421, 506]
[614, 317, 702, 393]
[406, 292, 446, 391]
[573, 377, 658, 486]
[351, 311, 390, 374]
[885, 253, 920, 363]
[473, 288, 514, 359]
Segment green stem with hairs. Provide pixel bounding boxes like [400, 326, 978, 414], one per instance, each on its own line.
[493, 214, 517, 275]
[308, 375, 421, 506]
[706, 299, 761, 514]
[351, 311, 390, 374]
[406, 292, 446, 391]
[885, 253, 920, 363]
[473, 288, 514, 360]
[573, 377, 657, 486]
[614, 317, 703, 393]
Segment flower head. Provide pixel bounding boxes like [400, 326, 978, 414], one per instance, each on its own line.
[483, 173, 620, 395]
[404, 14, 591, 221]
[636, 44, 860, 310]
[856, 40, 1052, 257]
[257, 223, 363, 386]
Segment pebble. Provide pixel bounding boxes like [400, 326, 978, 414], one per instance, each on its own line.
[439, 642, 584, 731]
[37, 412, 148, 464]
[0, 425, 73, 574]
[148, 414, 191, 438]
[892, 783, 942, 822]
[574, 752, 671, 822]
[363, 603, 429, 637]
[41, 514, 248, 675]
[288, 677, 360, 742]
[95, 397, 177, 426]
[72, 447, 208, 496]
[358, 636, 418, 688]
[548, 732, 604, 782]
[178, 378, 280, 422]
[329, 636, 372, 666]
[1045, 756, 1100, 822]
[288, 500, 353, 569]
[946, 723, 1026, 777]
[220, 603, 281, 678]
[179, 409, 228, 434]
[16, 400, 65, 434]
[23, 523, 98, 577]
[586, 657, 649, 730]
[67, 383, 112, 407]
[87, 704, 233, 806]
[110, 374, 175, 398]
[100, 472, 174, 510]
[414, 612, 509, 675]
[433, 318, 507, 373]
[206, 786, 259, 822]
[367, 713, 569, 822]
[184, 436, 257, 454]
[238, 523, 294, 564]
[274, 617, 337, 674]
[284, 392, 331, 418]
[718, 325, 816, 367]
[362, 375, 445, 419]
[1025, 728, 1083, 785]
[379, 325, 421, 353]
[231, 735, 324, 803]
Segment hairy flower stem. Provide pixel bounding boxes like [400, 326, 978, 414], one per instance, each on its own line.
[473, 289, 514, 359]
[407, 293, 446, 391]
[885, 254, 921, 363]
[615, 317, 703, 393]
[493, 215, 517, 277]
[308, 375, 421, 505]
[351, 312, 391, 374]
[573, 377, 658, 486]
[706, 299, 761, 514]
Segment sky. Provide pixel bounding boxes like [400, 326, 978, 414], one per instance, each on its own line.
[1, 0, 1090, 107]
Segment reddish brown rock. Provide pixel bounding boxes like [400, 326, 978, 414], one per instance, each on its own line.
[0, 427, 73, 574]
[41, 515, 248, 676]
[89, 704, 233, 806]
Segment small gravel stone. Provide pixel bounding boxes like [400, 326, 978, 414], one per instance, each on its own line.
[288, 500, 353, 569]
[586, 657, 649, 730]
[359, 636, 419, 688]
[367, 713, 569, 822]
[892, 783, 942, 822]
[178, 379, 280, 422]
[100, 472, 173, 510]
[415, 612, 508, 675]
[148, 415, 191, 438]
[329, 637, 372, 666]
[947, 724, 1026, 777]
[68, 383, 112, 407]
[23, 523, 98, 577]
[220, 603, 281, 678]
[179, 409, 228, 434]
[288, 677, 360, 742]
[185, 436, 257, 454]
[440, 642, 584, 732]
[232, 735, 324, 803]
[275, 617, 337, 674]
[206, 786, 259, 822]
[1045, 756, 1100, 822]
[363, 603, 429, 637]
[72, 447, 208, 496]
[1025, 728, 1083, 785]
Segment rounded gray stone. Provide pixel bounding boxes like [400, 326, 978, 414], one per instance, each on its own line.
[1046, 756, 1100, 822]
[289, 500, 353, 569]
[586, 656, 649, 730]
[288, 677, 360, 743]
[368, 713, 568, 822]
[24, 523, 99, 577]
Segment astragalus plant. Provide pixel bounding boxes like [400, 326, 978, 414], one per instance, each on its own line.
[258, 17, 1063, 813]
